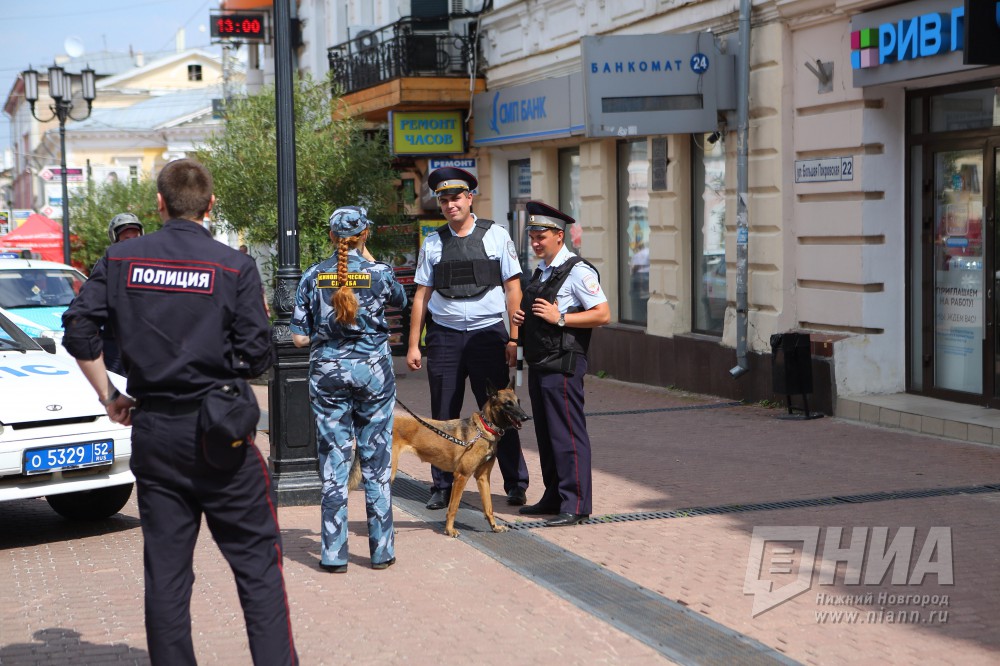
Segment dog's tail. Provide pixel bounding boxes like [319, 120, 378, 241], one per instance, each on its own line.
[348, 433, 400, 491]
[347, 445, 362, 491]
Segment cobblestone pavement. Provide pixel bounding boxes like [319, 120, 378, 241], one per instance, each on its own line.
[2, 359, 999, 665]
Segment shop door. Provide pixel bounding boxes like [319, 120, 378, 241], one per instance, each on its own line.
[922, 142, 1000, 404]
[507, 159, 532, 276]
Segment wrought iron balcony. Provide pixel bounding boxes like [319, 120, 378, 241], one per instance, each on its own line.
[328, 16, 481, 95]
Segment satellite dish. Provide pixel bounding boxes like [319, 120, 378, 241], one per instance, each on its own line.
[64, 36, 85, 58]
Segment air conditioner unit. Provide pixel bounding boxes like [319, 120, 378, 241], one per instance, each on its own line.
[347, 25, 381, 52]
[450, 17, 475, 37]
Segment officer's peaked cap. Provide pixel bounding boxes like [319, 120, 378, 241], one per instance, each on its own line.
[428, 167, 477, 196]
[329, 206, 371, 238]
[525, 200, 575, 232]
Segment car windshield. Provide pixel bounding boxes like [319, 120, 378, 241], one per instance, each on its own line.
[0, 309, 41, 351]
[0, 268, 86, 309]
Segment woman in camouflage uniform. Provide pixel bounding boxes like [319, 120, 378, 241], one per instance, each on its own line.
[291, 206, 407, 572]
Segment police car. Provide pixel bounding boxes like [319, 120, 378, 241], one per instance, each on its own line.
[0, 258, 87, 351]
[0, 308, 134, 520]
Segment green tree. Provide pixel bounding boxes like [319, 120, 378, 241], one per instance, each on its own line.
[69, 178, 162, 273]
[196, 73, 402, 274]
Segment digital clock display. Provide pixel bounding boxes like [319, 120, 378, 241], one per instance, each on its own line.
[209, 11, 267, 42]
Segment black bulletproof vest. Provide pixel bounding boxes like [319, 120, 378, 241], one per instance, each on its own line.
[432, 218, 503, 299]
[521, 256, 598, 365]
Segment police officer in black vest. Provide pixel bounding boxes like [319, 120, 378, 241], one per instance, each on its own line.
[512, 201, 610, 526]
[62, 159, 297, 665]
[407, 167, 530, 510]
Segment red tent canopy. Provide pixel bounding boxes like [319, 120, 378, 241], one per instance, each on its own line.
[0, 213, 77, 263]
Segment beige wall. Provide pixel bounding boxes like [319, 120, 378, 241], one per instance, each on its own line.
[111, 56, 224, 91]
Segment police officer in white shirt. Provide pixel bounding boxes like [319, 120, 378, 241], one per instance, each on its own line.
[512, 201, 610, 527]
[407, 167, 530, 510]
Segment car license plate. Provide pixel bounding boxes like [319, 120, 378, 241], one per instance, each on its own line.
[23, 440, 115, 475]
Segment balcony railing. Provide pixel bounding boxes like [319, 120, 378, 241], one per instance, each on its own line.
[328, 16, 481, 95]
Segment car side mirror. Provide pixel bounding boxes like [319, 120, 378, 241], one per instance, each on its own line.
[33, 337, 57, 354]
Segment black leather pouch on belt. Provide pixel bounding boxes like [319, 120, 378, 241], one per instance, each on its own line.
[531, 351, 578, 376]
[198, 378, 259, 471]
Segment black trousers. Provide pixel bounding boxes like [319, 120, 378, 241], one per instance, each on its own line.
[527, 355, 593, 515]
[424, 317, 529, 494]
[130, 403, 297, 666]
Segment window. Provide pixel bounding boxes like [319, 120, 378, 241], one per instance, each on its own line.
[187, 64, 203, 82]
[929, 87, 999, 132]
[558, 147, 580, 252]
[617, 140, 650, 325]
[693, 133, 727, 334]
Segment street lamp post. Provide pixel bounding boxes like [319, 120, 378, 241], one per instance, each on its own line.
[268, 0, 322, 505]
[22, 64, 96, 265]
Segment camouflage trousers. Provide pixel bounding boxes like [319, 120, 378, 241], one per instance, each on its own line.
[309, 354, 395, 567]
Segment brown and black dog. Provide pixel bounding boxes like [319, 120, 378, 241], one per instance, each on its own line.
[350, 379, 528, 537]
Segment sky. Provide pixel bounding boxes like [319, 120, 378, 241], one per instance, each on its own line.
[0, 0, 222, 141]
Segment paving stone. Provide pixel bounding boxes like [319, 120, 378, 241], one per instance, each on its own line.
[2, 364, 1000, 664]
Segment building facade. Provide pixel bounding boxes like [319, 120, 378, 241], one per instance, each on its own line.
[3, 46, 229, 219]
[220, 0, 1000, 414]
[466, 0, 1000, 414]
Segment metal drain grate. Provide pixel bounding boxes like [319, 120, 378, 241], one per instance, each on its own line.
[585, 401, 744, 417]
[390, 474, 798, 666]
[500, 482, 1000, 530]
[258, 400, 743, 433]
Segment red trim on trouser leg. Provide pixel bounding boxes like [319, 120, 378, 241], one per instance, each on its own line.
[561, 375, 582, 515]
[252, 446, 297, 665]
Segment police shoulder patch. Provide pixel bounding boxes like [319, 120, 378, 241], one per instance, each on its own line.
[583, 273, 601, 295]
[417, 248, 425, 270]
[506, 240, 517, 260]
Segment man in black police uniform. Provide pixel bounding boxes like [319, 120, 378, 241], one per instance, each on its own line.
[62, 159, 297, 666]
[407, 166, 530, 510]
[512, 201, 609, 527]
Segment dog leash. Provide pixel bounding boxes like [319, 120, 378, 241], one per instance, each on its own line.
[395, 399, 503, 448]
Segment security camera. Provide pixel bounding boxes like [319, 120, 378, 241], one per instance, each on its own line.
[707, 130, 722, 145]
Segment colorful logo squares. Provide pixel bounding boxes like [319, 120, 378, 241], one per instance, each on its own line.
[850, 28, 879, 69]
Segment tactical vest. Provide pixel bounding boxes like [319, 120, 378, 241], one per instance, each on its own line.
[521, 256, 599, 368]
[432, 218, 503, 299]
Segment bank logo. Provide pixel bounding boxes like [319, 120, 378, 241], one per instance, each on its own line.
[848, 4, 991, 70]
[490, 92, 500, 134]
[744, 526, 953, 617]
[488, 92, 547, 135]
[851, 27, 881, 69]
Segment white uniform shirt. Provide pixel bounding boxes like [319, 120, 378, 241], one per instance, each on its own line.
[415, 215, 521, 331]
[534, 244, 607, 312]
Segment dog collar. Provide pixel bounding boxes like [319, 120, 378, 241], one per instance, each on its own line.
[477, 414, 504, 438]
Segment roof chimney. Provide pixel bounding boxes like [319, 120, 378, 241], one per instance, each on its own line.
[176, 28, 185, 53]
[135, 51, 144, 67]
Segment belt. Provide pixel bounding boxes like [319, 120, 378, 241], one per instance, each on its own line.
[138, 396, 202, 415]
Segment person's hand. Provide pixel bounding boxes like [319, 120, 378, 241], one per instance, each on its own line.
[505, 342, 517, 367]
[406, 346, 422, 371]
[511, 308, 525, 326]
[531, 298, 560, 324]
[107, 394, 136, 426]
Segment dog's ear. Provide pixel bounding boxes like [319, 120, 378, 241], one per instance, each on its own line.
[506, 376, 516, 392]
[486, 378, 498, 398]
